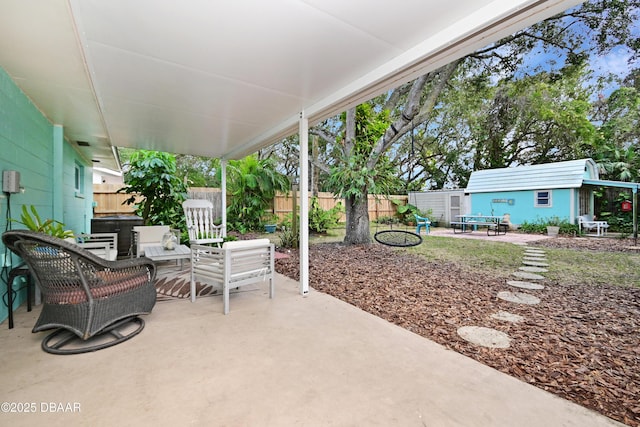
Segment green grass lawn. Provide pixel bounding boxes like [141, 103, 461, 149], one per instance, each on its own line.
[409, 235, 640, 288]
[259, 225, 640, 289]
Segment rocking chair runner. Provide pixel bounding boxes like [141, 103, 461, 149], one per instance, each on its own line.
[2, 230, 157, 354]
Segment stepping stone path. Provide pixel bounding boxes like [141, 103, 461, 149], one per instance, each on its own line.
[457, 326, 511, 349]
[507, 280, 544, 290]
[491, 311, 524, 323]
[524, 254, 546, 259]
[497, 291, 541, 305]
[522, 260, 549, 267]
[458, 245, 550, 349]
[512, 271, 545, 280]
[518, 266, 548, 273]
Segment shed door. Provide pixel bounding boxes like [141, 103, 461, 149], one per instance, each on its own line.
[579, 188, 590, 215]
[450, 195, 461, 224]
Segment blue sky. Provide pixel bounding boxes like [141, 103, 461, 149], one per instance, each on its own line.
[517, 6, 640, 97]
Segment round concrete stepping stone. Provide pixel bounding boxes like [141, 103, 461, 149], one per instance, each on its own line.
[457, 326, 511, 348]
[497, 291, 541, 305]
[491, 311, 525, 323]
[523, 255, 546, 261]
[512, 271, 545, 280]
[524, 250, 546, 256]
[522, 260, 549, 267]
[519, 266, 549, 273]
[507, 280, 545, 290]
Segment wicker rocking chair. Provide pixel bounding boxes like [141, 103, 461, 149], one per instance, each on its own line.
[2, 230, 157, 355]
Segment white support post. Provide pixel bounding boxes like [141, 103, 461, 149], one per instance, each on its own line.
[221, 159, 227, 238]
[299, 112, 309, 296]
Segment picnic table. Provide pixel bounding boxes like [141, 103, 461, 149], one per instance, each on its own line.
[450, 215, 508, 236]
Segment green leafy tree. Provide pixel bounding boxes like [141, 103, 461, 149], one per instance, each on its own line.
[324, 101, 406, 244]
[222, 155, 289, 233]
[175, 154, 220, 187]
[118, 150, 188, 227]
[303, 0, 638, 244]
[589, 69, 640, 181]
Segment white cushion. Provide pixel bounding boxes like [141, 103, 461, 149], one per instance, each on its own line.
[222, 239, 271, 249]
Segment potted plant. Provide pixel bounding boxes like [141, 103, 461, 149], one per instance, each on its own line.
[391, 199, 420, 225]
[545, 216, 561, 237]
[262, 214, 280, 233]
[12, 205, 74, 240]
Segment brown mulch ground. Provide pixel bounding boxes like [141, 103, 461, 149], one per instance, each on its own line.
[275, 237, 640, 426]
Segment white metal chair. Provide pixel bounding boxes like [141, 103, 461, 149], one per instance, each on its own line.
[182, 199, 224, 246]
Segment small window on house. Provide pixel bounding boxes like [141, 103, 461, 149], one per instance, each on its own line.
[75, 162, 84, 196]
[535, 190, 551, 207]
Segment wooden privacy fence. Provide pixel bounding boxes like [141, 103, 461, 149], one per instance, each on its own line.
[272, 191, 405, 222]
[92, 185, 406, 222]
[93, 185, 223, 218]
[93, 184, 139, 217]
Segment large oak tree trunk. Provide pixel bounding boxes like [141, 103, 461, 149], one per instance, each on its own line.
[344, 195, 370, 244]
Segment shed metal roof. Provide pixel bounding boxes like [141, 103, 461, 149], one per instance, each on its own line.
[466, 159, 599, 193]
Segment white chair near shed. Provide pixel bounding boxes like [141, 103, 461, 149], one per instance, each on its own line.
[182, 199, 224, 246]
[578, 215, 609, 236]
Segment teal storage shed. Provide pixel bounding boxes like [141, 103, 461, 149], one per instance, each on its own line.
[465, 159, 601, 227]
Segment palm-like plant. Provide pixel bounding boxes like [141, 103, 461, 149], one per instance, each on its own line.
[222, 155, 289, 233]
[12, 205, 74, 239]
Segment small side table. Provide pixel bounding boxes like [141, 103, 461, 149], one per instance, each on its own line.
[5, 265, 33, 329]
[144, 245, 191, 269]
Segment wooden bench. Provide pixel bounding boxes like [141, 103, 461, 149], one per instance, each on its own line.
[190, 239, 274, 314]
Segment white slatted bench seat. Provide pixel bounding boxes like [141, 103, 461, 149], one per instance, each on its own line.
[75, 233, 119, 260]
[190, 239, 274, 314]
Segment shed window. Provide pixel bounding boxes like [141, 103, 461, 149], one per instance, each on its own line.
[535, 190, 551, 207]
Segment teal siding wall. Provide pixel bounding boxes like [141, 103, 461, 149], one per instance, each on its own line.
[0, 67, 93, 324]
[470, 188, 573, 226]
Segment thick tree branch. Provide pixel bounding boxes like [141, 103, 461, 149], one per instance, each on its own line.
[367, 60, 460, 170]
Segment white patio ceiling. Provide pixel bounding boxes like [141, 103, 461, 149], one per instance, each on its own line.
[0, 0, 582, 171]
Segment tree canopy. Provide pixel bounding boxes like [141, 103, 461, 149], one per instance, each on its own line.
[288, 0, 640, 243]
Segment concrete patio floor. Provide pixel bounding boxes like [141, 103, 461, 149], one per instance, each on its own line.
[0, 272, 624, 426]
